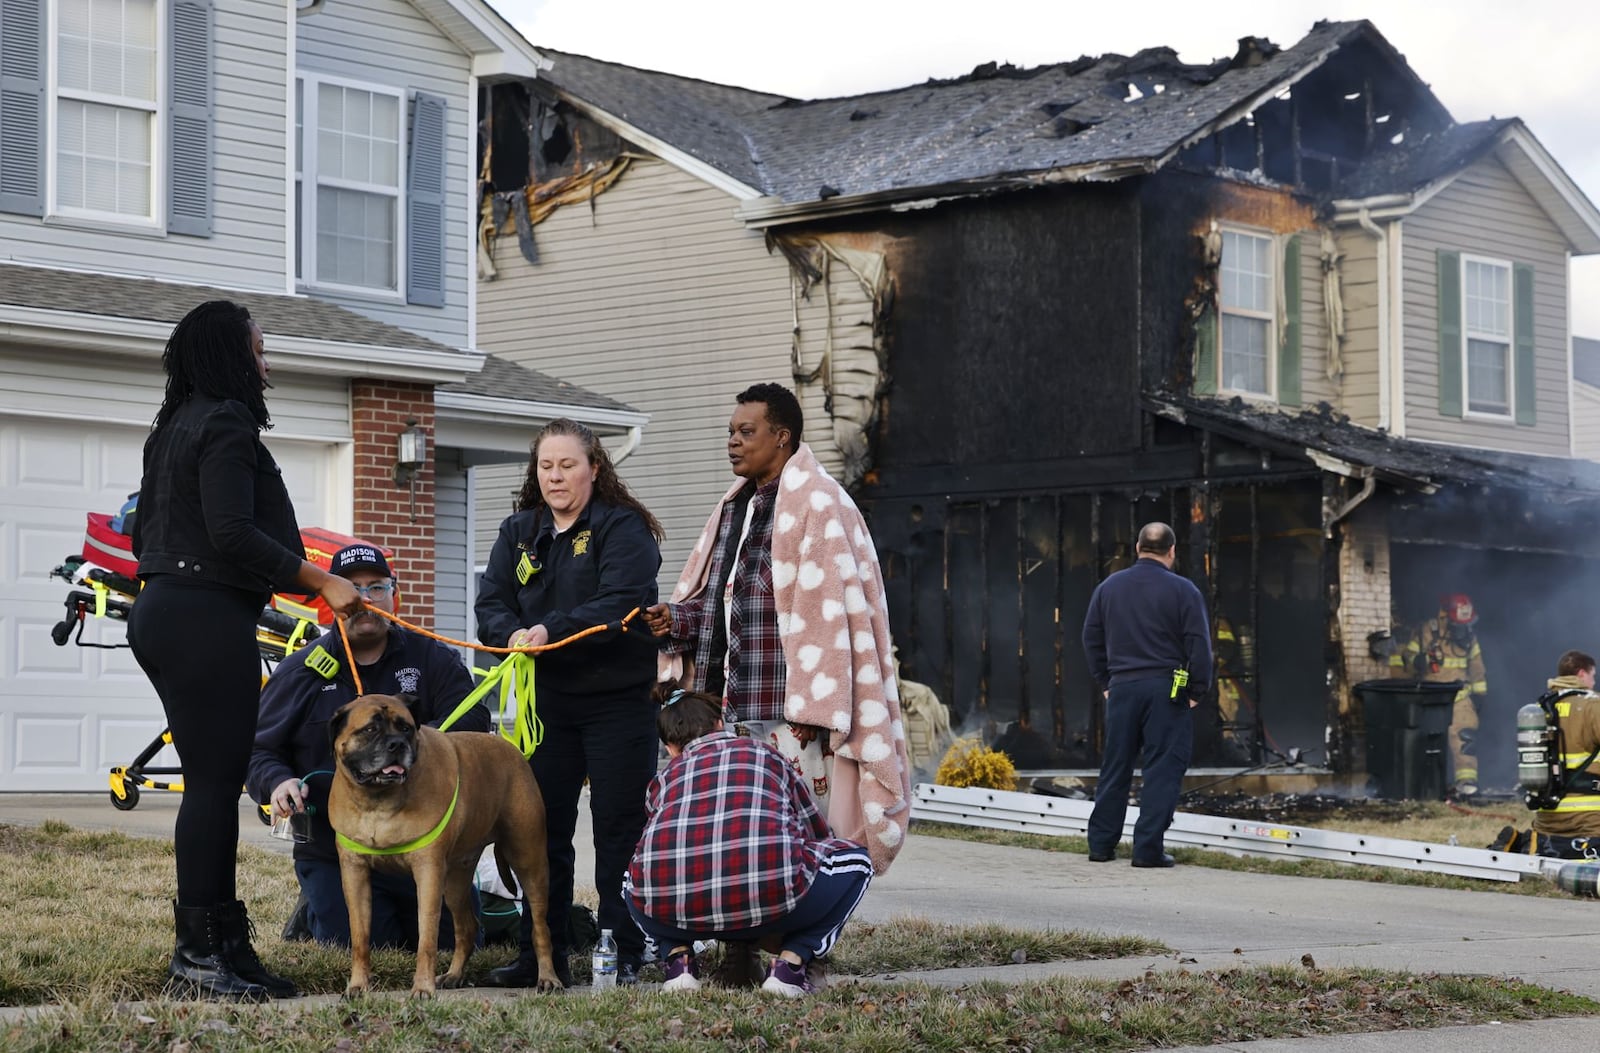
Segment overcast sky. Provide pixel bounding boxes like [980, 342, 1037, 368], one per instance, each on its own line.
[495, 0, 1600, 337]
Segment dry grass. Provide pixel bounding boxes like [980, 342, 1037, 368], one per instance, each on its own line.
[0, 821, 1157, 1007]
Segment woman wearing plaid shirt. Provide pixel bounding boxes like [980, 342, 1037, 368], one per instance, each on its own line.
[625, 688, 874, 997]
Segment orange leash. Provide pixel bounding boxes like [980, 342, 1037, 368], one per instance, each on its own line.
[331, 605, 642, 692]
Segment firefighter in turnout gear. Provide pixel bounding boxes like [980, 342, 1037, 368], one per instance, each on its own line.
[1391, 594, 1488, 796]
[1493, 650, 1600, 857]
[1531, 650, 1600, 852]
[1214, 616, 1258, 764]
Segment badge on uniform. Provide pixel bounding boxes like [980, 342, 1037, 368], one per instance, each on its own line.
[571, 530, 591, 557]
[516, 551, 541, 585]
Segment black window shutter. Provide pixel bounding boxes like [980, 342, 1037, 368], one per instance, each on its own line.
[167, 0, 213, 236]
[406, 92, 447, 307]
[0, 0, 46, 217]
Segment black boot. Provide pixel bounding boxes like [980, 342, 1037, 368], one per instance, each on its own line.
[167, 902, 269, 1003]
[484, 909, 572, 987]
[218, 900, 299, 998]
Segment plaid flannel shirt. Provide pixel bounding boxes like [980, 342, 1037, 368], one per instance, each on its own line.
[625, 731, 860, 930]
[667, 478, 786, 721]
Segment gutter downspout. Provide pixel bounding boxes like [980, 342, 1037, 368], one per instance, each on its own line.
[1356, 209, 1390, 432]
[610, 424, 642, 466]
[1324, 470, 1376, 538]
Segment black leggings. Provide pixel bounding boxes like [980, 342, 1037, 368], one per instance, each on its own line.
[128, 575, 265, 907]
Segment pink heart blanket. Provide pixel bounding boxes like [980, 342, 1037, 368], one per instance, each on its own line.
[663, 443, 912, 872]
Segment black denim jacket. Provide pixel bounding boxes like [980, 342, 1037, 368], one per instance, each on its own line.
[132, 397, 305, 595]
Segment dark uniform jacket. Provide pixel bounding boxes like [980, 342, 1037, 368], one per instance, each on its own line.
[475, 498, 660, 704]
[133, 397, 304, 595]
[1082, 557, 1212, 696]
[247, 625, 485, 862]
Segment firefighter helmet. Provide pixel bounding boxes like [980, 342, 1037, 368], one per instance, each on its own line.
[1441, 593, 1477, 626]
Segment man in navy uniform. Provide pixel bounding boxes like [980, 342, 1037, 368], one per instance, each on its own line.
[248, 544, 488, 947]
[1082, 522, 1212, 868]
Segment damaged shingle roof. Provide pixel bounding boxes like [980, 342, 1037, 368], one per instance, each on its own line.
[1333, 118, 1518, 200]
[0, 263, 462, 353]
[1150, 394, 1600, 498]
[538, 19, 1447, 205]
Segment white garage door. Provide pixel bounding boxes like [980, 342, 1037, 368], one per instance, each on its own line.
[0, 415, 341, 792]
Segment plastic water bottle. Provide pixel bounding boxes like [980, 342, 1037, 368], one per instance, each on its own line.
[591, 928, 618, 991]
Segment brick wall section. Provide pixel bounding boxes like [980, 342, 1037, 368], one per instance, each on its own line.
[352, 380, 436, 631]
[1338, 507, 1394, 707]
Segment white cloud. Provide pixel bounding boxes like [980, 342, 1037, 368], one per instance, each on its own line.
[500, 0, 1600, 334]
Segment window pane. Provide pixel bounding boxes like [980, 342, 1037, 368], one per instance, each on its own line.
[374, 95, 399, 141]
[316, 186, 396, 289]
[1221, 231, 1272, 312]
[319, 130, 343, 180]
[1467, 338, 1508, 414]
[58, 38, 90, 92]
[1221, 315, 1270, 394]
[56, 101, 151, 217]
[318, 84, 343, 134]
[295, 81, 304, 175]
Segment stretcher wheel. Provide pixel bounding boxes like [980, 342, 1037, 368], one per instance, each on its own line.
[110, 784, 140, 811]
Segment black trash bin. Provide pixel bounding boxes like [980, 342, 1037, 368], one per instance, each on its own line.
[1355, 678, 1463, 800]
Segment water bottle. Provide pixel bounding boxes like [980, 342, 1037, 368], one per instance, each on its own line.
[591, 928, 618, 991]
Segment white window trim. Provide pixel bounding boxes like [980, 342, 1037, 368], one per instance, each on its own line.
[295, 70, 408, 303]
[1460, 252, 1515, 423]
[1218, 225, 1277, 402]
[45, 0, 166, 232]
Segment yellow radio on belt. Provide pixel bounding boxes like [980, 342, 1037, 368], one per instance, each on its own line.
[1170, 668, 1190, 699]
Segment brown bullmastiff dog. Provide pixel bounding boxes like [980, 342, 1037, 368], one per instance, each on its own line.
[327, 693, 561, 997]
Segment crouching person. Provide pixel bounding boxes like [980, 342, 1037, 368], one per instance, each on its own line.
[247, 544, 490, 949]
[624, 688, 873, 997]
[1527, 650, 1600, 858]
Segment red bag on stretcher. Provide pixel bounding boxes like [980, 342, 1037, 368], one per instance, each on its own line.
[80, 516, 392, 626]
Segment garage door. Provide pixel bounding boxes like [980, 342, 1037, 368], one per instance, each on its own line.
[0, 415, 341, 791]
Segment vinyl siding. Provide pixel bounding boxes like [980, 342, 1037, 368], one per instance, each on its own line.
[1294, 229, 1335, 410]
[1574, 381, 1600, 461]
[1401, 155, 1570, 455]
[294, 0, 470, 346]
[1335, 227, 1382, 426]
[434, 454, 469, 646]
[0, 0, 289, 291]
[0, 342, 350, 441]
[475, 158, 846, 590]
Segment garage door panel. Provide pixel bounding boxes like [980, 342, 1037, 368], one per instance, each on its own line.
[99, 719, 176, 771]
[18, 433, 90, 488]
[12, 714, 89, 773]
[2, 412, 345, 791]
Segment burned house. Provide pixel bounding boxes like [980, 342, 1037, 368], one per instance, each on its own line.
[472, 21, 1600, 788]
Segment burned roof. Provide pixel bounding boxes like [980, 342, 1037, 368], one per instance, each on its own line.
[0, 263, 460, 354]
[437, 351, 637, 414]
[532, 48, 786, 191]
[1148, 394, 1600, 499]
[538, 19, 1450, 205]
[1333, 118, 1517, 201]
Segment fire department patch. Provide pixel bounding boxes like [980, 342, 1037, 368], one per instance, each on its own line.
[395, 667, 421, 695]
[571, 530, 591, 557]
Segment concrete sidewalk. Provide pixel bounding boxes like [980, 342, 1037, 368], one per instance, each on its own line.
[4, 792, 1598, 1050]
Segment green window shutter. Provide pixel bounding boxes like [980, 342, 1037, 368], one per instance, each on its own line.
[1279, 234, 1302, 408]
[1194, 305, 1218, 395]
[1514, 262, 1536, 425]
[1436, 250, 1462, 418]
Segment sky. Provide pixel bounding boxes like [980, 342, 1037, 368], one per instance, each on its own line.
[494, 0, 1600, 337]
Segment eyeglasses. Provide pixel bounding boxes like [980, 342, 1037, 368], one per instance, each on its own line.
[352, 582, 395, 600]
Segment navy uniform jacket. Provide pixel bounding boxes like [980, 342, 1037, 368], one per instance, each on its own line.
[247, 624, 486, 863]
[475, 498, 660, 704]
[1082, 557, 1213, 696]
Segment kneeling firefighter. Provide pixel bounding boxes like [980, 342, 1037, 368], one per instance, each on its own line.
[1513, 649, 1600, 858]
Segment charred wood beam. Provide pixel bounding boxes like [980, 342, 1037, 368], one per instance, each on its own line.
[1052, 494, 1066, 748]
[979, 510, 991, 717]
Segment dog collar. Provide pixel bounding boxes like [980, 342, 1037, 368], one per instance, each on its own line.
[336, 774, 459, 857]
